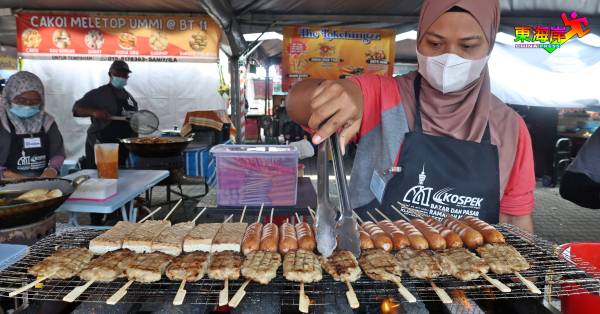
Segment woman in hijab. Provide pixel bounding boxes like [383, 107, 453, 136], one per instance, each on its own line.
[0, 71, 65, 180]
[287, 0, 535, 232]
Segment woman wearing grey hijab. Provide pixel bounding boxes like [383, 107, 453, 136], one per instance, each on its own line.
[0, 71, 65, 180]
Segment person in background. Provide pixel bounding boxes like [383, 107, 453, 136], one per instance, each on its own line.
[72, 60, 138, 168]
[0, 71, 65, 180]
[560, 127, 600, 209]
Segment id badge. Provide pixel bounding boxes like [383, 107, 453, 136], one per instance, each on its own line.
[370, 170, 388, 204]
[24, 137, 42, 149]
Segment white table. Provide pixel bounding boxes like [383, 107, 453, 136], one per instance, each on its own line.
[58, 169, 169, 227]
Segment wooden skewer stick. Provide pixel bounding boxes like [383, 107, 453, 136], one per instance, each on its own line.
[515, 271, 542, 294]
[228, 279, 251, 308]
[224, 214, 234, 223]
[366, 211, 379, 223]
[344, 279, 360, 309]
[173, 279, 187, 305]
[392, 277, 417, 303]
[430, 281, 452, 304]
[257, 206, 264, 223]
[192, 207, 207, 224]
[9, 271, 56, 297]
[139, 206, 163, 223]
[270, 208, 274, 224]
[352, 211, 364, 224]
[480, 272, 511, 293]
[390, 205, 412, 222]
[299, 281, 310, 313]
[307, 206, 316, 222]
[396, 202, 425, 219]
[106, 279, 134, 305]
[374, 208, 392, 221]
[63, 279, 96, 302]
[163, 199, 183, 221]
[295, 212, 302, 224]
[218, 278, 229, 306]
[240, 205, 247, 223]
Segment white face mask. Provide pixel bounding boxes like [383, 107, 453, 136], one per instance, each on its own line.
[416, 50, 489, 94]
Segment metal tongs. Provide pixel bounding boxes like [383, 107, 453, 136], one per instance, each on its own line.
[315, 134, 361, 257]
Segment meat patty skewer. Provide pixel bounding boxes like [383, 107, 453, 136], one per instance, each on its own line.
[10, 248, 93, 297]
[476, 243, 538, 293]
[208, 250, 243, 306]
[320, 250, 362, 309]
[358, 248, 417, 303]
[283, 250, 323, 313]
[167, 251, 210, 305]
[230, 250, 282, 308]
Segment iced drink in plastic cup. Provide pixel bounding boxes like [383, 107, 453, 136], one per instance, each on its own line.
[95, 143, 119, 179]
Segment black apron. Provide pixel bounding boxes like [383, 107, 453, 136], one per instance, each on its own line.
[5, 119, 50, 177]
[370, 74, 501, 223]
[84, 87, 137, 168]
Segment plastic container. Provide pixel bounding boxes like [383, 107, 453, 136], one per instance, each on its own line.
[94, 143, 119, 179]
[211, 144, 299, 206]
[557, 242, 600, 314]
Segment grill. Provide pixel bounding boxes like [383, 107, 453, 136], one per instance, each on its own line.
[0, 224, 598, 307]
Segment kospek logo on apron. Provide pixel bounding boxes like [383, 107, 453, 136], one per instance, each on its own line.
[402, 165, 484, 217]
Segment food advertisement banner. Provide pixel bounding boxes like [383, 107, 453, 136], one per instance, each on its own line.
[16, 12, 220, 63]
[282, 26, 395, 90]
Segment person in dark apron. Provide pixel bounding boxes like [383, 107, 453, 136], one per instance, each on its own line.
[72, 60, 138, 169]
[287, 0, 535, 232]
[0, 71, 65, 180]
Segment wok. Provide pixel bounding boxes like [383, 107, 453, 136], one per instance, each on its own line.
[0, 176, 87, 228]
[121, 136, 193, 157]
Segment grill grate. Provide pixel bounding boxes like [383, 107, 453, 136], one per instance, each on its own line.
[0, 224, 598, 306]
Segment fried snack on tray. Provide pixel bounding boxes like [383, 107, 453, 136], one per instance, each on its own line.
[319, 250, 361, 282]
[183, 223, 222, 252]
[208, 250, 242, 280]
[211, 223, 248, 252]
[283, 249, 323, 283]
[125, 252, 172, 283]
[435, 248, 490, 281]
[122, 220, 171, 253]
[241, 250, 282, 284]
[395, 248, 442, 279]
[166, 252, 210, 282]
[89, 221, 138, 254]
[358, 249, 403, 282]
[79, 250, 135, 282]
[28, 248, 93, 279]
[476, 243, 530, 274]
[151, 222, 195, 256]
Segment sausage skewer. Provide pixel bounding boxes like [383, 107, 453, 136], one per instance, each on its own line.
[352, 213, 375, 250]
[396, 204, 463, 249]
[295, 213, 316, 251]
[388, 207, 445, 250]
[389, 206, 429, 250]
[366, 211, 410, 250]
[279, 218, 298, 255]
[460, 216, 505, 244]
[241, 205, 264, 255]
[442, 215, 484, 249]
[259, 208, 279, 252]
[359, 212, 393, 252]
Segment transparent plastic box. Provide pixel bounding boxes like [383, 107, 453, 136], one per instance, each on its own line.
[210, 144, 299, 206]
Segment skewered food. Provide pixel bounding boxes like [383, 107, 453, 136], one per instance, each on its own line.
[442, 216, 484, 249]
[393, 220, 429, 250]
[295, 221, 316, 251]
[84, 30, 104, 49]
[435, 248, 489, 281]
[259, 223, 279, 252]
[376, 220, 410, 250]
[89, 221, 137, 254]
[409, 219, 447, 250]
[461, 216, 505, 244]
[319, 250, 362, 282]
[166, 252, 210, 281]
[241, 250, 282, 284]
[424, 217, 463, 249]
[125, 252, 172, 283]
[79, 250, 135, 282]
[283, 249, 323, 283]
[212, 223, 248, 252]
[361, 222, 393, 252]
[208, 251, 242, 280]
[241, 222, 262, 255]
[122, 220, 171, 253]
[151, 222, 195, 256]
[358, 249, 403, 281]
[183, 223, 222, 252]
[358, 225, 375, 250]
[28, 248, 93, 279]
[476, 243, 530, 274]
[395, 248, 442, 279]
[279, 221, 298, 255]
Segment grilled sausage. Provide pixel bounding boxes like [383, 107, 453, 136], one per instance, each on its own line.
[410, 219, 447, 250]
[362, 221, 393, 252]
[376, 220, 411, 250]
[424, 217, 463, 249]
[295, 222, 316, 251]
[460, 216, 505, 244]
[393, 220, 429, 250]
[442, 216, 484, 249]
[241, 222, 262, 255]
[259, 223, 279, 252]
[279, 221, 298, 255]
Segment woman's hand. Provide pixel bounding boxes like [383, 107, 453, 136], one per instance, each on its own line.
[287, 79, 364, 154]
[499, 213, 533, 234]
[40, 168, 58, 178]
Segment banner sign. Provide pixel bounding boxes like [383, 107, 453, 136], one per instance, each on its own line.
[16, 12, 221, 62]
[282, 26, 395, 91]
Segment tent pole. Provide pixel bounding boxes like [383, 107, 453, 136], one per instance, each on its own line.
[229, 56, 242, 143]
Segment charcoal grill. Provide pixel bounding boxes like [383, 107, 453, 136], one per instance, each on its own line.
[0, 224, 598, 312]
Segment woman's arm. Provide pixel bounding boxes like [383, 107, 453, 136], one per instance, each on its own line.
[499, 213, 533, 233]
